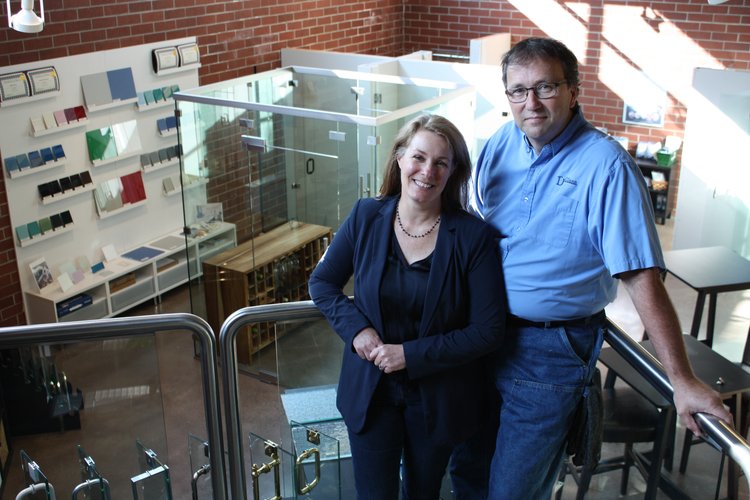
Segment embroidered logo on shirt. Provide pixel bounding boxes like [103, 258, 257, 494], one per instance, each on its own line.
[556, 176, 577, 186]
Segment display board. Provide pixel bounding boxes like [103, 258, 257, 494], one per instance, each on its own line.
[0, 38, 201, 318]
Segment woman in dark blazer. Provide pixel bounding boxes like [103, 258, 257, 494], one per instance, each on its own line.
[309, 114, 506, 500]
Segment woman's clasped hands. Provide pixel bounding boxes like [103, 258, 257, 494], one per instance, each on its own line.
[353, 327, 406, 373]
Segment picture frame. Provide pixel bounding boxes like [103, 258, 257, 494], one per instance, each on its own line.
[152, 47, 179, 73]
[621, 79, 666, 128]
[177, 43, 200, 66]
[622, 102, 664, 128]
[196, 202, 223, 223]
[30, 257, 54, 292]
[0, 71, 30, 102]
[27, 66, 60, 95]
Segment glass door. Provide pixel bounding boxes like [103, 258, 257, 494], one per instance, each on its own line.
[283, 116, 359, 230]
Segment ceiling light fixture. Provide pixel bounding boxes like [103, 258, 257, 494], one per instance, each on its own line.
[7, 0, 44, 34]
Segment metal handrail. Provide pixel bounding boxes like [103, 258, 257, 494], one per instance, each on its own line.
[220, 301, 323, 499]
[605, 318, 750, 489]
[221, 302, 750, 498]
[0, 314, 227, 500]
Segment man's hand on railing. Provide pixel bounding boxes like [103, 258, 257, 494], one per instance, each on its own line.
[672, 375, 734, 438]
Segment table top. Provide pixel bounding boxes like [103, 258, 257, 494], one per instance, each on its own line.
[600, 334, 750, 404]
[203, 222, 332, 273]
[663, 246, 750, 292]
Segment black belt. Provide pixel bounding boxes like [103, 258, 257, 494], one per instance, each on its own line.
[507, 310, 605, 329]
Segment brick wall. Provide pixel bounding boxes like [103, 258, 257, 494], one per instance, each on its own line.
[0, 0, 747, 326]
[403, 0, 750, 216]
[0, 0, 404, 326]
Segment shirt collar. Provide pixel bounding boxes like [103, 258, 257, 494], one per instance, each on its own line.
[524, 105, 587, 157]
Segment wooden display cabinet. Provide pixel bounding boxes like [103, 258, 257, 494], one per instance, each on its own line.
[202, 222, 332, 364]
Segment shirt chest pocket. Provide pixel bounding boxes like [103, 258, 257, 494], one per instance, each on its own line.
[533, 196, 578, 248]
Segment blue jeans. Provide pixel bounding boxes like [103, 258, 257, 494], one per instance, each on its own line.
[487, 322, 604, 499]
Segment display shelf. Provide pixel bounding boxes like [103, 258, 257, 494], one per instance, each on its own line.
[85, 97, 138, 114]
[97, 199, 147, 220]
[18, 223, 74, 248]
[637, 159, 675, 225]
[164, 177, 207, 197]
[30, 119, 87, 138]
[156, 254, 189, 293]
[91, 149, 142, 168]
[59, 297, 108, 322]
[3, 38, 202, 327]
[202, 222, 331, 364]
[142, 157, 179, 174]
[0, 90, 60, 108]
[155, 64, 202, 77]
[41, 184, 94, 206]
[137, 99, 174, 112]
[7, 159, 66, 179]
[23, 223, 236, 323]
[158, 128, 177, 137]
[197, 236, 236, 267]
[110, 268, 155, 314]
[188, 221, 238, 277]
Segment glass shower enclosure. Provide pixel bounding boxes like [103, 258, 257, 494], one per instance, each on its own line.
[173, 65, 476, 345]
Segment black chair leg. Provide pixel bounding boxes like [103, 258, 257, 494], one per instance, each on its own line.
[679, 429, 694, 473]
[554, 462, 566, 500]
[604, 369, 617, 389]
[576, 464, 593, 500]
[621, 443, 633, 495]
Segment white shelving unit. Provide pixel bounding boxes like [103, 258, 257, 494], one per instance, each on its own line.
[24, 222, 236, 323]
[0, 38, 205, 323]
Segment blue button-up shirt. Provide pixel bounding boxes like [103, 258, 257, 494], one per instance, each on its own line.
[472, 107, 664, 321]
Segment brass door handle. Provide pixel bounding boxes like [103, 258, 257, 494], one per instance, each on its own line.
[251, 442, 281, 500]
[295, 447, 320, 495]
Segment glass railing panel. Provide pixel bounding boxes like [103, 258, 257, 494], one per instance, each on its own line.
[3, 338, 166, 498]
[2, 331, 208, 499]
[289, 420, 342, 499]
[248, 422, 341, 500]
[237, 315, 349, 499]
[17, 450, 54, 499]
[74, 445, 111, 500]
[0, 315, 224, 499]
[131, 440, 172, 500]
[248, 432, 292, 500]
[187, 434, 211, 500]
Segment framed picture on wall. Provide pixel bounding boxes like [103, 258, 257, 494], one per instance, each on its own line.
[0, 71, 30, 102]
[622, 102, 665, 128]
[621, 77, 666, 128]
[152, 47, 179, 73]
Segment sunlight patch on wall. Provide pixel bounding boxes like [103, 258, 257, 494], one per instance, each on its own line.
[601, 4, 725, 107]
[566, 3, 591, 23]
[599, 44, 666, 123]
[509, 0, 589, 65]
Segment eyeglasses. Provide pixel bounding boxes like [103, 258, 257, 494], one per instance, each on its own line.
[505, 80, 568, 103]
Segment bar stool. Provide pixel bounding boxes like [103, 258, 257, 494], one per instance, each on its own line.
[557, 368, 675, 499]
[679, 324, 750, 473]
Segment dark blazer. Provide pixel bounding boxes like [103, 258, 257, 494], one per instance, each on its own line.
[309, 196, 506, 446]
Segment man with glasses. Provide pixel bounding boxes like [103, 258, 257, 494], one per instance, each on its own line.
[451, 37, 730, 499]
